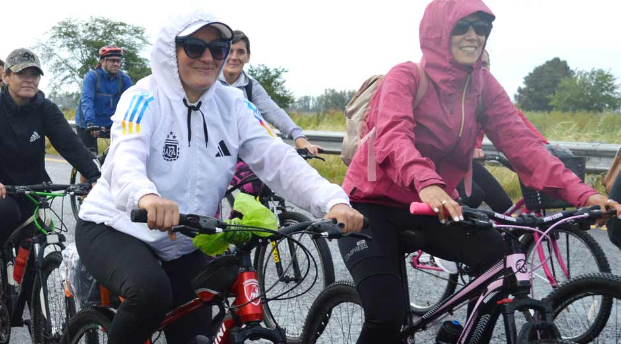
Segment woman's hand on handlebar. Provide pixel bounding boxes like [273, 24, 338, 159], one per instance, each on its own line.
[324, 204, 364, 234]
[419, 185, 462, 224]
[585, 193, 621, 226]
[138, 194, 180, 239]
[0, 182, 5, 199]
[295, 137, 323, 156]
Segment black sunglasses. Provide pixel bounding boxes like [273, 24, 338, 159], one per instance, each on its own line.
[452, 20, 492, 37]
[175, 37, 231, 60]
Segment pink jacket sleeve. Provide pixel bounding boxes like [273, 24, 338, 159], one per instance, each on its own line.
[516, 109, 549, 144]
[370, 63, 445, 193]
[480, 74, 596, 206]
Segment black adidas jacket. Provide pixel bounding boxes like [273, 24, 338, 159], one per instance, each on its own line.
[0, 87, 101, 186]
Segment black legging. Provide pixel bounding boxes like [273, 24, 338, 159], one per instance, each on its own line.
[607, 172, 621, 251]
[75, 219, 212, 344]
[338, 202, 506, 344]
[457, 161, 513, 213]
[0, 195, 36, 246]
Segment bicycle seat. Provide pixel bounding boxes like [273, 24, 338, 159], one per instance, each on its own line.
[191, 255, 240, 295]
[400, 229, 427, 254]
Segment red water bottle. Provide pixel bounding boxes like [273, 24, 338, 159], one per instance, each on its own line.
[13, 239, 31, 284]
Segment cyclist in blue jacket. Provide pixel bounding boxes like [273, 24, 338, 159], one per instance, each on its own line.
[77, 46, 133, 153]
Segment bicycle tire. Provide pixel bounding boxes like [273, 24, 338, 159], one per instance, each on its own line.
[69, 168, 82, 221]
[256, 211, 335, 344]
[546, 273, 621, 344]
[528, 340, 576, 344]
[0, 255, 10, 344]
[31, 251, 76, 344]
[521, 226, 611, 298]
[301, 280, 362, 344]
[61, 307, 113, 344]
[407, 252, 459, 316]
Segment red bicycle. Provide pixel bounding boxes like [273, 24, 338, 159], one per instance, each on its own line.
[60, 211, 368, 344]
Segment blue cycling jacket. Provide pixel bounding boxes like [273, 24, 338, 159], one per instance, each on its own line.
[77, 68, 133, 128]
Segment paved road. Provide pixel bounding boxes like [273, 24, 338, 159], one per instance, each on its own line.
[9, 155, 620, 343]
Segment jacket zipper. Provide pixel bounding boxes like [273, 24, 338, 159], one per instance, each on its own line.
[458, 72, 471, 137]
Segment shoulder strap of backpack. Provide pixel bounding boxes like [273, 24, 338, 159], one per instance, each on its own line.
[413, 62, 428, 109]
[116, 73, 123, 96]
[95, 70, 100, 94]
[244, 80, 253, 103]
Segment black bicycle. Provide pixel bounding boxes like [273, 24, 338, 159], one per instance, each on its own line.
[223, 148, 335, 344]
[2, 183, 90, 344]
[302, 203, 615, 344]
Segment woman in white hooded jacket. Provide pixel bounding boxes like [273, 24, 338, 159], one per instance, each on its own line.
[76, 8, 363, 344]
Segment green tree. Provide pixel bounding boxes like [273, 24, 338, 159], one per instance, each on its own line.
[34, 16, 151, 94]
[550, 69, 621, 112]
[515, 57, 573, 111]
[315, 89, 355, 112]
[247, 64, 295, 109]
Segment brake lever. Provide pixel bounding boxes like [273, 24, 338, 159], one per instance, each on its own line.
[172, 225, 199, 238]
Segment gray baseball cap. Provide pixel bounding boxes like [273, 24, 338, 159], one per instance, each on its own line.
[5, 48, 44, 75]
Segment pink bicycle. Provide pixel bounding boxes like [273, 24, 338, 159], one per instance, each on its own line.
[407, 154, 611, 317]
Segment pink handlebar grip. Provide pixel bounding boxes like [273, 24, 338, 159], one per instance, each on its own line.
[409, 202, 436, 215]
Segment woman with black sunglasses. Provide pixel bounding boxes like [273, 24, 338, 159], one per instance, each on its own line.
[74, 8, 364, 344]
[339, 0, 621, 343]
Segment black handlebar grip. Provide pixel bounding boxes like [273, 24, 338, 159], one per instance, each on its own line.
[130, 209, 149, 223]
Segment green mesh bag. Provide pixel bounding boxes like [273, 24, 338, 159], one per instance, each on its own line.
[193, 193, 278, 255]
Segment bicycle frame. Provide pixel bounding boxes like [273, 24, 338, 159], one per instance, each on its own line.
[401, 233, 558, 344]
[112, 241, 285, 344]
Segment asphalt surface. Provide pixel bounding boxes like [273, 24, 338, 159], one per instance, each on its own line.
[8, 155, 621, 343]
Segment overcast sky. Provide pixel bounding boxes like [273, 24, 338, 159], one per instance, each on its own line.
[3, 0, 620, 102]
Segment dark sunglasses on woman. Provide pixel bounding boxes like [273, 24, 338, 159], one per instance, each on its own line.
[175, 37, 231, 60]
[452, 20, 492, 37]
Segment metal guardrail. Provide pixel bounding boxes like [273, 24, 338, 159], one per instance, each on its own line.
[68, 121, 618, 174]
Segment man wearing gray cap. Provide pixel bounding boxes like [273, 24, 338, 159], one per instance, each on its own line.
[0, 47, 101, 254]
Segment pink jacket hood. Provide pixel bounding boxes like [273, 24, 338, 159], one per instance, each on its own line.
[420, 0, 494, 97]
[342, 0, 596, 209]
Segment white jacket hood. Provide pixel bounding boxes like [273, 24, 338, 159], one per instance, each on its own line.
[151, 8, 230, 103]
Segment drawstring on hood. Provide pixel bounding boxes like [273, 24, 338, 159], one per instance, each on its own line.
[182, 98, 208, 147]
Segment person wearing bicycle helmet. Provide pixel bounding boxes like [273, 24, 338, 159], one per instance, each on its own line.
[339, 0, 621, 343]
[76, 46, 133, 154]
[75, 8, 364, 344]
[0, 48, 100, 246]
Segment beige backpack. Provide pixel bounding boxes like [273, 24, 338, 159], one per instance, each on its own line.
[341, 63, 429, 165]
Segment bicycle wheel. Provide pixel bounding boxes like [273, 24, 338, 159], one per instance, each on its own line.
[256, 211, 335, 344]
[522, 226, 610, 299]
[61, 307, 112, 344]
[546, 273, 621, 344]
[301, 280, 363, 344]
[31, 251, 77, 344]
[407, 251, 459, 315]
[69, 168, 83, 221]
[0, 255, 10, 344]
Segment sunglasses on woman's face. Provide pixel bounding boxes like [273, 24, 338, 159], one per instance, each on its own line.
[452, 20, 492, 37]
[175, 37, 231, 60]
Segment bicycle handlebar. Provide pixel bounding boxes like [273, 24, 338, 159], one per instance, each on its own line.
[296, 148, 325, 161]
[5, 182, 92, 195]
[86, 125, 111, 139]
[130, 209, 370, 240]
[410, 202, 615, 229]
